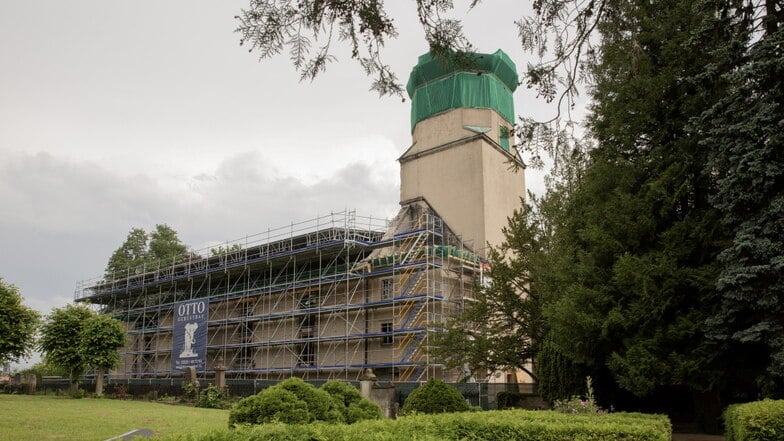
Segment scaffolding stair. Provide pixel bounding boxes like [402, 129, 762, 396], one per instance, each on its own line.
[395, 298, 426, 330]
[399, 365, 426, 382]
[397, 332, 425, 363]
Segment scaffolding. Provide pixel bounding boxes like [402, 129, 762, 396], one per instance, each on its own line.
[75, 207, 479, 382]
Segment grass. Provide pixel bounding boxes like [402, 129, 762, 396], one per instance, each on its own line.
[0, 394, 229, 441]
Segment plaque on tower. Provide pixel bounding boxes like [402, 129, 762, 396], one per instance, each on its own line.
[172, 299, 208, 371]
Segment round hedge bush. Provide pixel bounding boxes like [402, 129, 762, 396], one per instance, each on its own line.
[401, 379, 470, 415]
[321, 380, 382, 423]
[228, 378, 381, 428]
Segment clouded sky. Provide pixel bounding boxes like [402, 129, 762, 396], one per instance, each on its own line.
[1, 0, 554, 363]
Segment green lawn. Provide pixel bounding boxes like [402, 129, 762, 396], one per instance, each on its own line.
[0, 394, 229, 441]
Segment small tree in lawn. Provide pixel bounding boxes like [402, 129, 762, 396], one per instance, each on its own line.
[0, 277, 39, 366]
[38, 304, 93, 392]
[80, 314, 126, 396]
[39, 304, 126, 396]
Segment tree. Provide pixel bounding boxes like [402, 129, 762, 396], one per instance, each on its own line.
[79, 314, 126, 396]
[148, 224, 188, 263]
[210, 243, 243, 257]
[235, 0, 480, 97]
[700, 26, 784, 397]
[39, 305, 126, 395]
[430, 134, 586, 383]
[430, 202, 546, 380]
[105, 228, 148, 277]
[38, 304, 93, 390]
[104, 224, 188, 278]
[528, 0, 784, 430]
[542, 0, 737, 401]
[0, 277, 39, 365]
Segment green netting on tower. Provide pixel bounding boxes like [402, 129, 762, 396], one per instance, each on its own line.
[407, 49, 518, 132]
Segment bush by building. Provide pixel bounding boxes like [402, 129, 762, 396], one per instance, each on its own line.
[228, 378, 380, 428]
[724, 399, 784, 441]
[197, 385, 229, 409]
[158, 409, 672, 441]
[320, 380, 382, 423]
[400, 379, 470, 415]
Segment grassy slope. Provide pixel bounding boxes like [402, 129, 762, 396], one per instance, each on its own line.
[0, 395, 228, 441]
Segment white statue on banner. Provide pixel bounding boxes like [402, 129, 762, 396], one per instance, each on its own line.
[180, 322, 199, 358]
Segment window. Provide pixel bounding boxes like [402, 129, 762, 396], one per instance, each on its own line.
[499, 124, 511, 152]
[381, 322, 393, 345]
[381, 278, 393, 300]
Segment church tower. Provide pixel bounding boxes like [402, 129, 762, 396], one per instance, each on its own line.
[399, 50, 526, 256]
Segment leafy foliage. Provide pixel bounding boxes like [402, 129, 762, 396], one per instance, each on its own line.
[320, 380, 382, 423]
[724, 399, 784, 441]
[172, 409, 672, 441]
[228, 378, 379, 428]
[198, 385, 230, 409]
[19, 360, 69, 380]
[38, 305, 125, 395]
[38, 304, 94, 384]
[235, 0, 412, 96]
[104, 224, 188, 278]
[700, 27, 784, 396]
[400, 379, 469, 415]
[430, 202, 547, 379]
[0, 277, 39, 365]
[79, 314, 126, 371]
[210, 243, 242, 257]
[534, 0, 783, 405]
[536, 336, 586, 403]
[553, 377, 605, 414]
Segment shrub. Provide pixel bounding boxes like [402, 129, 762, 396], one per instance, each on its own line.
[197, 384, 229, 409]
[724, 399, 784, 441]
[228, 377, 343, 428]
[228, 394, 264, 428]
[255, 388, 310, 424]
[320, 381, 382, 423]
[159, 409, 672, 441]
[180, 381, 198, 403]
[553, 376, 604, 415]
[400, 379, 470, 415]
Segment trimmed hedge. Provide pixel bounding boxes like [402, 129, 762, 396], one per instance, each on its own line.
[157, 409, 671, 441]
[401, 379, 470, 415]
[228, 378, 381, 428]
[725, 399, 784, 441]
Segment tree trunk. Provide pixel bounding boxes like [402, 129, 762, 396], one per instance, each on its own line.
[95, 368, 105, 397]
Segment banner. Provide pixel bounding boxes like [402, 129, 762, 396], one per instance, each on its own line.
[172, 299, 208, 371]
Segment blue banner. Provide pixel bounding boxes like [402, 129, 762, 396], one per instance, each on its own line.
[172, 299, 208, 371]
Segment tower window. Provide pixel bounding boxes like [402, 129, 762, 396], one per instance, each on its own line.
[499, 125, 511, 152]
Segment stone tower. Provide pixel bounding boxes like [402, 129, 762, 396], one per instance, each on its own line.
[399, 50, 526, 256]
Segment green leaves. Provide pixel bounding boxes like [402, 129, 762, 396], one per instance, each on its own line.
[79, 314, 126, 370]
[430, 202, 546, 379]
[38, 305, 94, 382]
[0, 277, 39, 365]
[38, 305, 125, 383]
[105, 224, 188, 278]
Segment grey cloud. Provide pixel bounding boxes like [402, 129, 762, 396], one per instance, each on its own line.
[0, 149, 400, 317]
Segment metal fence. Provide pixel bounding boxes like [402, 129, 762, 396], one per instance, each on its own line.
[24, 378, 537, 410]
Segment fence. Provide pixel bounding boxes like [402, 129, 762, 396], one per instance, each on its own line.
[19, 378, 537, 410]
